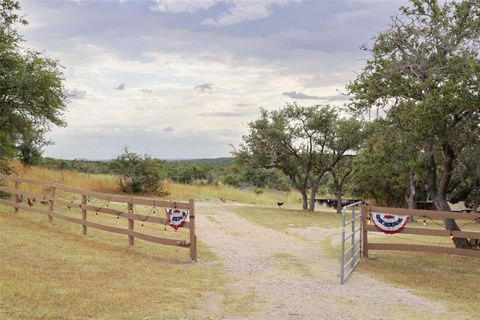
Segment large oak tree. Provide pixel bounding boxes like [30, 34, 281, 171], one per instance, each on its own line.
[347, 0, 480, 248]
[0, 0, 68, 170]
[236, 103, 363, 211]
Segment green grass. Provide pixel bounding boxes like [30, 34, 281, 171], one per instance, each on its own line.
[0, 204, 228, 320]
[233, 206, 342, 230]
[358, 229, 480, 319]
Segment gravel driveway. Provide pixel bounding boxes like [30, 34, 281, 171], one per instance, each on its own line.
[196, 202, 467, 320]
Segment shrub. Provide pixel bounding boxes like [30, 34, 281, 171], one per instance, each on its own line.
[109, 148, 166, 194]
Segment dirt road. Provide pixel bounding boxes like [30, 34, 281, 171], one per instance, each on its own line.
[196, 202, 466, 320]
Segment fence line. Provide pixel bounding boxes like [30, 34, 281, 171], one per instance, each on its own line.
[0, 173, 197, 261]
[363, 206, 480, 259]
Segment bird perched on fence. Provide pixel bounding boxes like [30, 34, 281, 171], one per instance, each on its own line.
[277, 202, 284, 207]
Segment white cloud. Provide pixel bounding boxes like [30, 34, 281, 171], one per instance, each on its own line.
[18, 0, 406, 158]
[150, 0, 219, 13]
[150, 0, 301, 27]
[204, 0, 301, 26]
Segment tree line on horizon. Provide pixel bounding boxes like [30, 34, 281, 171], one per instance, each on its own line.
[0, 0, 478, 248]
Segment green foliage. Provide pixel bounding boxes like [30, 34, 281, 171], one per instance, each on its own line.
[347, 0, 480, 207]
[236, 103, 363, 210]
[449, 146, 480, 210]
[40, 157, 111, 174]
[17, 128, 50, 166]
[347, 0, 479, 246]
[109, 148, 166, 194]
[0, 0, 67, 167]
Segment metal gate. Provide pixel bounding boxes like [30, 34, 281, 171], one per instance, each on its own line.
[340, 201, 363, 284]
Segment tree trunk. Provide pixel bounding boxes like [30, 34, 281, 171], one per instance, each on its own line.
[473, 185, 480, 213]
[300, 189, 308, 211]
[335, 189, 342, 214]
[427, 147, 471, 249]
[308, 174, 324, 212]
[406, 170, 417, 222]
[308, 185, 317, 212]
[406, 170, 417, 210]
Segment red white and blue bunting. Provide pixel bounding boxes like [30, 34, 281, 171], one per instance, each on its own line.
[371, 213, 409, 234]
[165, 208, 189, 231]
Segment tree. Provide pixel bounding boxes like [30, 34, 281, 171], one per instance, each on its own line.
[17, 127, 50, 166]
[236, 103, 363, 211]
[329, 156, 354, 214]
[349, 119, 426, 208]
[449, 145, 480, 212]
[347, 0, 480, 248]
[0, 0, 67, 170]
[110, 148, 166, 194]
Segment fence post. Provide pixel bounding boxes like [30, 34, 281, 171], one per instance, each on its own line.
[48, 186, 56, 222]
[14, 180, 20, 213]
[189, 199, 197, 262]
[128, 202, 134, 246]
[82, 194, 87, 235]
[362, 206, 368, 258]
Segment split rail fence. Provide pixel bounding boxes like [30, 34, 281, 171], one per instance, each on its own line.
[0, 174, 197, 261]
[363, 206, 480, 259]
[341, 204, 480, 284]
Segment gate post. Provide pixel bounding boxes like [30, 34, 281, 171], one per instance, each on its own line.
[362, 206, 368, 258]
[189, 199, 197, 262]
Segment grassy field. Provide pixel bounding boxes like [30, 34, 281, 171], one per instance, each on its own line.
[0, 202, 230, 320]
[235, 205, 480, 319]
[3, 164, 480, 318]
[0, 164, 276, 319]
[234, 206, 342, 229]
[6, 163, 302, 208]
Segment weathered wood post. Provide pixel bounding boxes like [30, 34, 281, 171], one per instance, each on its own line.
[48, 185, 56, 222]
[14, 180, 20, 213]
[82, 194, 87, 235]
[128, 201, 134, 246]
[189, 199, 197, 261]
[362, 206, 368, 258]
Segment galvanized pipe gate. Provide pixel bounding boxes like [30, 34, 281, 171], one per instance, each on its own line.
[340, 201, 363, 284]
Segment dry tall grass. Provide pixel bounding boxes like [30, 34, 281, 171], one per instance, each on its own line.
[10, 162, 118, 193]
[5, 163, 302, 207]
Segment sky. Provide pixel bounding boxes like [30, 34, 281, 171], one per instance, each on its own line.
[19, 0, 408, 160]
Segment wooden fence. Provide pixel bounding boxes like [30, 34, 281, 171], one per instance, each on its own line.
[0, 174, 197, 261]
[362, 206, 480, 258]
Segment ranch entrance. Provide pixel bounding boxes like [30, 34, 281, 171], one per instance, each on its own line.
[340, 203, 480, 284]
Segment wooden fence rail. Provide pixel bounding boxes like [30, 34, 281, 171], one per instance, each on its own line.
[0, 174, 197, 261]
[362, 206, 480, 258]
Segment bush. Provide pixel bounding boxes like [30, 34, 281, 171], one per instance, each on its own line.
[109, 148, 166, 194]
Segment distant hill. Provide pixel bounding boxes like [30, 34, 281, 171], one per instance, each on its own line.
[166, 157, 234, 165]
